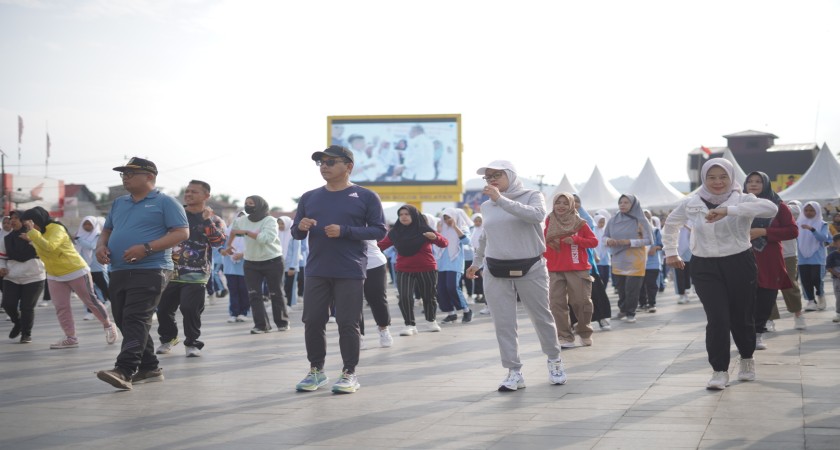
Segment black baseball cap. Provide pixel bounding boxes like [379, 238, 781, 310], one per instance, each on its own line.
[113, 157, 158, 175]
[311, 145, 354, 163]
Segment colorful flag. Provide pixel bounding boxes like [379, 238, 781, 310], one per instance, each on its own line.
[700, 145, 712, 159]
[18, 115, 23, 143]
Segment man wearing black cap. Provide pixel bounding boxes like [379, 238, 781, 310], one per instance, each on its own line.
[94, 157, 189, 390]
[292, 145, 387, 394]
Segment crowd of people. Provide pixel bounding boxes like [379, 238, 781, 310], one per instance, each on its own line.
[2, 152, 839, 394]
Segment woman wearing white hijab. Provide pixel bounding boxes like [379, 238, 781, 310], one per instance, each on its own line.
[75, 216, 110, 320]
[663, 158, 777, 390]
[470, 213, 486, 306]
[466, 160, 566, 391]
[797, 201, 832, 311]
[437, 208, 472, 323]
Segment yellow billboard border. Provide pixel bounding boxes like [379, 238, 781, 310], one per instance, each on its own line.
[327, 114, 462, 203]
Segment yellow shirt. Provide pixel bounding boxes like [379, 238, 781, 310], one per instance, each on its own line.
[27, 223, 88, 277]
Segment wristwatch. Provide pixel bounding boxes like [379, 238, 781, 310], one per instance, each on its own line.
[143, 243, 154, 256]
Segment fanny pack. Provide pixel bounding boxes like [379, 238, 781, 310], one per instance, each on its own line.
[485, 256, 541, 278]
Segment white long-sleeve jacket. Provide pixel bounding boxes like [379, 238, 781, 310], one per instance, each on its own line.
[663, 192, 777, 259]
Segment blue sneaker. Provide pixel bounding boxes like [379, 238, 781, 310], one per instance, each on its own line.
[295, 368, 328, 392]
[331, 370, 360, 394]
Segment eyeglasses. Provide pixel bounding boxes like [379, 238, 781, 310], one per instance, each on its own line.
[482, 172, 505, 181]
[119, 171, 148, 179]
[315, 159, 347, 167]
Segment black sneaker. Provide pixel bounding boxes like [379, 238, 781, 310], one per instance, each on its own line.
[132, 367, 164, 384]
[462, 310, 473, 323]
[96, 369, 133, 390]
[442, 314, 458, 323]
[20, 334, 31, 344]
[9, 323, 21, 339]
[216, 289, 229, 298]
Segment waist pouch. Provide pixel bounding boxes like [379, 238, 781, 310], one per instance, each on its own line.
[485, 256, 541, 278]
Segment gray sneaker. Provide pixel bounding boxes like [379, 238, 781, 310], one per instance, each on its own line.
[156, 338, 179, 354]
[331, 371, 360, 394]
[296, 368, 328, 392]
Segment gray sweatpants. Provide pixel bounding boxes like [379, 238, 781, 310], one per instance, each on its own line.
[483, 259, 562, 370]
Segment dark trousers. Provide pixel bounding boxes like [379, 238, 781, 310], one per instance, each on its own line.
[91, 271, 110, 302]
[2, 279, 45, 337]
[157, 282, 206, 349]
[110, 269, 171, 376]
[614, 274, 644, 317]
[692, 250, 757, 372]
[243, 257, 288, 331]
[754, 286, 778, 334]
[302, 276, 364, 373]
[437, 271, 468, 313]
[597, 265, 611, 287]
[297, 266, 305, 296]
[639, 269, 660, 307]
[226, 274, 250, 317]
[675, 261, 692, 294]
[283, 270, 297, 305]
[462, 260, 474, 296]
[360, 264, 390, 335]
[798, 264, 823, 300]
[396, 270, 438, 326]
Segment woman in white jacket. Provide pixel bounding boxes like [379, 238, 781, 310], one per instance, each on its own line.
[663, 158, 777, 390]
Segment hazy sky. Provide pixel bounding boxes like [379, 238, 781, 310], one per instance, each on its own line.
[1, 0, 838, 210]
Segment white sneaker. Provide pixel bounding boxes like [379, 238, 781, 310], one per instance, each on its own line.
[498, 369, 526, 392]
[152, 312, 158, 322]
[185, 346, 201, 357]
[479, 306, 491, 315]
[424, 320, 441, 332]
[104, 324, 119, 345]
[359, 335, 368, 351]
[755, 333, 767, 350]
[765, 320, 776, 332]
[623, 316, 637, 324]
[804, 301, 818, 311]
[399, 326, 418, 336]
[738, 358, 755, 381]
[548, 359, 567, 385]
[236, 315, 247, 322]
[817, 295, 826, 311]
[677, 294, 689, 304]
[560, 340, 576, 349]
[227, 316, 237, 323]
[328, 316, 336, 324]
[707, 371, 729, 390]
[833, 314, 840, 323]
[378, 328, 393, 347]
[794, 315, 807, 330]
[598, 319, 611, 331]
[83, 313, 94, 321]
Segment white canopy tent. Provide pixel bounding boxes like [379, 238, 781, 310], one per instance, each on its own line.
[550, 174, 578, 200]
[577, 166, 621, 211]
[780, 144, 840, 201]
[628, 158, 686, 209]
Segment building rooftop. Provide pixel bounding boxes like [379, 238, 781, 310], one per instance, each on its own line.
[722, 130, 779, 139]
[767, 143, 819, 152]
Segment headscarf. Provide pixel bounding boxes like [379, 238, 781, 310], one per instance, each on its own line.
[75, 215, 101, 263]
[744, 171, 782, 251]
[797, 201, 825, 258]
[387, 205, 435, 257]
[603, 194, 654, 255]
[788, 200, 802, 220]
[423, 212, 438, 230]
[245, 195, 269, 222]
[4, 210, 37, 262]
[593, 214, 607, 229]
[277, 216, 294, 254]
[651, 216, 662, 230]
[698, 158, 742, 206]
[21, 206, 69, 234]
[596, 209, 611, 222]
[441, 207, 471, 260]
[470, 213, 484, 248]
[546, 192, 585, 251]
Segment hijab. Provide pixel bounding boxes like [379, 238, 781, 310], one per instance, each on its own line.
[277, 216, 294, 253]
[604, 194, 654, 255]
[75, 215, 101, 263]
[797, 201, 825, 258]
[470, 213, 484, 248]
[744, 171, 782, 251]
[596, 209, 611, 222]
[4, 210, 37, 262]
[245, 195, 269, 222]
[21, 206, 69, 234]
[546, 192, 585, 251]
[441, 207, 472, 260]
[698, 158, 742, 206]
[388, 205, 435, 257]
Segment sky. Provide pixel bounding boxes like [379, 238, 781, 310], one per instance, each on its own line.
[1, 0, 839, 210]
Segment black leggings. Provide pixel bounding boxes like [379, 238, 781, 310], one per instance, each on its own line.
[360, 264, 390, 335]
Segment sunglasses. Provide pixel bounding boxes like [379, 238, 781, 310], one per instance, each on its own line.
[315, 159, 348, 167]
[482, 172, 505, 181]
[119, 171, 149, 179]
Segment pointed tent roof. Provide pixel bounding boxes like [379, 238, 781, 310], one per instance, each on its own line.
[627, 158, 685, 208]
[550, 174, 577, 200]
[578, 166, 620, 211]
[780, 144, 840, 201]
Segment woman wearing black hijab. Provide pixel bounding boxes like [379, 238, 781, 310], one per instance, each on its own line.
[377, 205, 448, 336]
[0, 211, 46, 343]
[744, 171, 799, 348]
[223, 195, 289, 334]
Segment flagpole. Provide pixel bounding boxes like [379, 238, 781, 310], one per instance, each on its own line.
[0, 146, 6, 215]
[45, 121, 49, 177]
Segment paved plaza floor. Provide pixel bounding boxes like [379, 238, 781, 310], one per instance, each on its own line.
[1, 283, 838, 449]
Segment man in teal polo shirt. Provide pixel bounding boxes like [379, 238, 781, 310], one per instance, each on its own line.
[94, 157, 189, 390]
